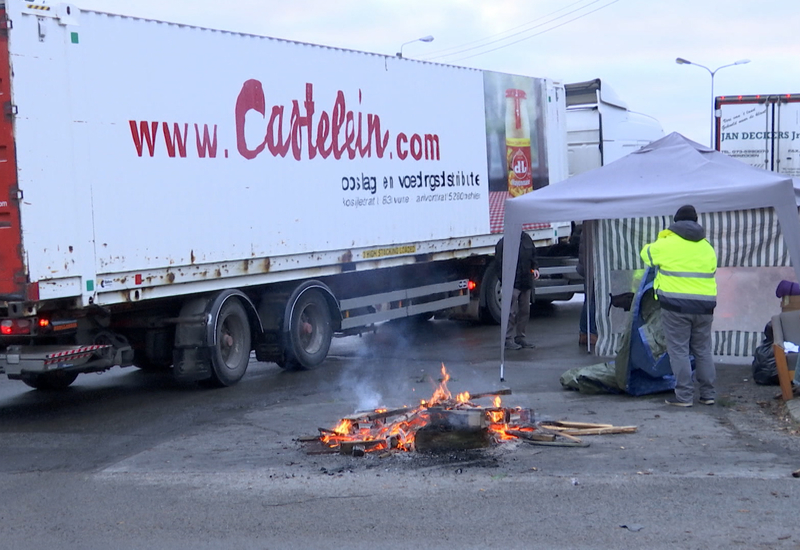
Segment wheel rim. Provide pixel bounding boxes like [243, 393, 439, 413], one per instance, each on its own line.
[297, 301, 325, 355]
[493, 279, 502, 310]
[219, 312, 247, 371]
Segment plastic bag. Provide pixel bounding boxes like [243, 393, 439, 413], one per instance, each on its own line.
[752, 321, 778, 385]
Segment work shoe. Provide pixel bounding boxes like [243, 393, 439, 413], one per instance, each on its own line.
[578, 333, 598, 346]
[515, 338, 536, 349]
[698, 397, 715, 405]
[505, 340, 523, 350]
[664, 397, 692, 407]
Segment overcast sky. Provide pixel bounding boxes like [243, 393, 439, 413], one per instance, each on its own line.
[77, 0, 799, 147]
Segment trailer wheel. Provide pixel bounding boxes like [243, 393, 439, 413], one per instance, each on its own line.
[208, 299, 251, 387]
[21, 370, 79, 390]
[282, 289, 332, 370]
[480, 261, 503, 325]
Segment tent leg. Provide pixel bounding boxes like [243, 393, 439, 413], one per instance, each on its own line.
[500, 362, 505, 382]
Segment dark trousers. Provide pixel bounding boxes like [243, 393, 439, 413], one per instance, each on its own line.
[506, 288, 531, 342]
[661, 309, 715, 403]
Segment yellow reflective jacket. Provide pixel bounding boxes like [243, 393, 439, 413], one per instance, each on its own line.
[639, 221, 717, 314]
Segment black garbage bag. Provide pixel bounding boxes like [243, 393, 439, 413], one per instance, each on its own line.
[752, 321, 779, 385]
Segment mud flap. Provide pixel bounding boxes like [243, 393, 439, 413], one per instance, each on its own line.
[173, 346, 212, 383]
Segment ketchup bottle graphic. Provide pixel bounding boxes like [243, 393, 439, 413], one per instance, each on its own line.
[505, 88, 533, 197]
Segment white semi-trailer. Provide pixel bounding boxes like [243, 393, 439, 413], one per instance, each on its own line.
[0, 0, 584, 388]
[716, 93, 800, 177]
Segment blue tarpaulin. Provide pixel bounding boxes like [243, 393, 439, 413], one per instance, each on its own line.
[561, 267, 678, 396]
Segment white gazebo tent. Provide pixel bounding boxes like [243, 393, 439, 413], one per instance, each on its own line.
[499, 132, 800, 380]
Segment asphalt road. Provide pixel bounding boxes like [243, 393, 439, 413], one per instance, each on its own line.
[1, 298, 799, 549]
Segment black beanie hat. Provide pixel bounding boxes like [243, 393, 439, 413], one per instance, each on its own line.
[674, 205, 697, 222]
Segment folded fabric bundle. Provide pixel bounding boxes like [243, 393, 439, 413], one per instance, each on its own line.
[776, 280, 800, 298]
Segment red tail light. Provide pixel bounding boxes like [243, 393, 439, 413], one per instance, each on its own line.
[1, 318, 32, 335]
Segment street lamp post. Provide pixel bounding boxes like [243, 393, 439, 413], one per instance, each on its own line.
[397, 35, 434, 58]
[675, 57, 750, 148]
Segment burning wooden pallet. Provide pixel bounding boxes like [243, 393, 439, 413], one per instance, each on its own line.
[299, 365, 636, 456]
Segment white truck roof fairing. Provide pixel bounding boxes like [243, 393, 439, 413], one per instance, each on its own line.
[565, 79, 664, 177]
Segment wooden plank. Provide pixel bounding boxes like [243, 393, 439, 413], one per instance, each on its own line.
[535, 427, 584, 443]
[427, 407, 486, 430]
[545, 420, 614, 429]
[339, 439, 386, 455]
[506, 429, 555, 442]
[773, 344, 795, 401]
[414, 428, 493, 453]
[342, 407, 415, 422]
[523, 439, 590, 448]
[468, 388, 513, 400]
[557, 426, 638, 436]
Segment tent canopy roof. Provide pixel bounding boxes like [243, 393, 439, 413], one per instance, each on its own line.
[505, 132, 796, 225]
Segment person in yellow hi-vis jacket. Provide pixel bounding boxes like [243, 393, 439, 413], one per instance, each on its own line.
[640, 205, 718, 407]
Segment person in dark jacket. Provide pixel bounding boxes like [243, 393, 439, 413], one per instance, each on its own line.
[640, 205, 718, 407]
[496, 232, 540, 350]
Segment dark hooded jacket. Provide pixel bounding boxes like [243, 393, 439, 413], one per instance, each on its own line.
[495, 232, 539, 291]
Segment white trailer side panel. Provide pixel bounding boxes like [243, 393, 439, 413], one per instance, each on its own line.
[12, 7, 487, 263]
[3, 1, 565, 306]
[716, 94, 800, 177]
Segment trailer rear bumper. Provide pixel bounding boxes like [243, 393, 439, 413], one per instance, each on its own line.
[0, 344, 113, 376]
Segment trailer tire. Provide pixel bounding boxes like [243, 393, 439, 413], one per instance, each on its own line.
[282, 289, 332, 370]
[208, 299, 251, 387]
[21, 370, 79, 390]
[480, 261, 503, 325]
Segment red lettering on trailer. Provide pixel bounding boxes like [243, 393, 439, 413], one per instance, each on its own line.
[396, 133, 409, 160]
[235, 80, 391, 161]
[424, 134, 440, 160]
[396, 133, 440, 161]
[129, 82, 437, 162]
[195, 124, 218, 158]
[129, 120, 159, 157]
[129, 120, 216, 158]
[163, 122, 188, 158]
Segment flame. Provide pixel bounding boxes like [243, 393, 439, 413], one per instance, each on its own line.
[488, 409, 505, 423]
[318, 364, 534, 453]
[429, 363, 452, 404]
[333, 419, 352, 435]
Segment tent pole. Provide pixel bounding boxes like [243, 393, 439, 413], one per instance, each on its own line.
[584, 220, 595, 354]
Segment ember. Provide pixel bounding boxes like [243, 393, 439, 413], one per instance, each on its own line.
[312, 364, 537, 455]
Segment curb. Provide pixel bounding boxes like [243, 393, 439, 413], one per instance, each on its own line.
[786, 399, 800, 424]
